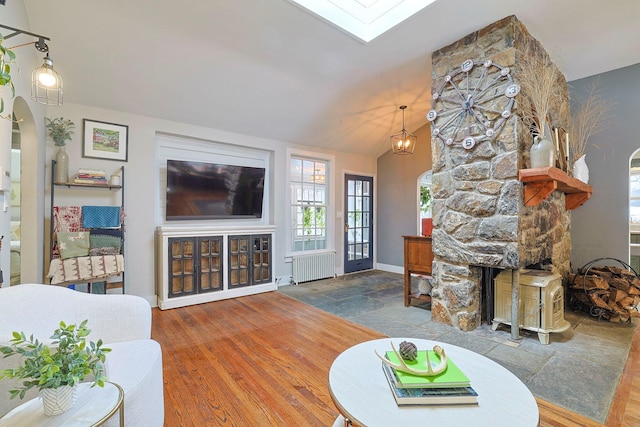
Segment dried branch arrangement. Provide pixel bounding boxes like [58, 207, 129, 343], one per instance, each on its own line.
[568, 80, 613, 163]
[516, 41, 563, 139]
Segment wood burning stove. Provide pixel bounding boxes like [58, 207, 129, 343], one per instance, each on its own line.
[492, 269, 570, 344]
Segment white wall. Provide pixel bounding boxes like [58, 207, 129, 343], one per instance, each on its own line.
[39, 103, 376, 304]
[1, 2, 48, 287]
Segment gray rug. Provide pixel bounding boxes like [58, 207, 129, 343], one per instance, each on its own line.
[278, 270, 637, 423]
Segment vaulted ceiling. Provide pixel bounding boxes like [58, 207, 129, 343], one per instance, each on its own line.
[19, 0, 640, 157]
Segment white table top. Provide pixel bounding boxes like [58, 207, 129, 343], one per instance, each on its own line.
[329, 338, 539, 427]
[0, 382, 123, 427]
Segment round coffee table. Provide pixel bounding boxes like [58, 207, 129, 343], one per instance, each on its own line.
[329, 338, 539, 427]
[0, 382, 123, 426]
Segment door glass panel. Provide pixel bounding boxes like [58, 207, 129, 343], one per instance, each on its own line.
[344, 175, 374, 273]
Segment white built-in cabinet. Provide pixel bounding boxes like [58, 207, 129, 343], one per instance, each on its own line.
[155, 226, 276, 309]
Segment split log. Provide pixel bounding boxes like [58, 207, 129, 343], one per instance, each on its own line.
[569, 273, 609, 291]
[609, 277, 631, 292]
[570, 266, 640, 322]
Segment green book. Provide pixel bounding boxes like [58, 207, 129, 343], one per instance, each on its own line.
[385, 350, 471, 388]
[381, 362, 478, 406]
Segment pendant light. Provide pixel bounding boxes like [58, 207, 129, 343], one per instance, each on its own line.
[390, 105, 416, 154]
[31, 37, 63, 106]
[0, 25, 64, 107]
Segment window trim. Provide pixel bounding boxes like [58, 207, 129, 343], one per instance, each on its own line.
[286, 149, 335, 257]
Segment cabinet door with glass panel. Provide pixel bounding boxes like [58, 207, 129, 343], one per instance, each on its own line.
[228, 234, 272, 288]
[168, 236, 223, 298]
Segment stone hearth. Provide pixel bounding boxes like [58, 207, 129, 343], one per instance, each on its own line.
[429, 16, 571, 331]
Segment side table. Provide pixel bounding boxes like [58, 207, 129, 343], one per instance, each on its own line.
[402, 235, 434, 306]
[0, 382, 124, 426]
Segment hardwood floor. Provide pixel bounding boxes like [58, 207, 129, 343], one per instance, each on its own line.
[152, 292, 638, 426]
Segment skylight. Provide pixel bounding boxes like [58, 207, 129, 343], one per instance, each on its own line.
[288, 0, 436, 43]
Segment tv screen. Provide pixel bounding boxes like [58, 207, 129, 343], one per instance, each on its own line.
[166, 159, 265, 220]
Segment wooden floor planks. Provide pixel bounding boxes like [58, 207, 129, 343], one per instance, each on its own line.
[152, 292, 637, 426]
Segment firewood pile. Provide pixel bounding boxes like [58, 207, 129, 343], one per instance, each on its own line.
[569, 265, 640, 322]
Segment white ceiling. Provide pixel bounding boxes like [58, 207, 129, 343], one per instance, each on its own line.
[19, 0, 640, 158]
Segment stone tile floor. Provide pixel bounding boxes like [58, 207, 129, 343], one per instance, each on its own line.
[278, 270, 638, 424]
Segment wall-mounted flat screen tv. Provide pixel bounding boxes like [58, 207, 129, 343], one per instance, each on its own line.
[166, 159, 265, 220]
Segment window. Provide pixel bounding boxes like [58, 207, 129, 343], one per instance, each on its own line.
[290, 156, 328, 252]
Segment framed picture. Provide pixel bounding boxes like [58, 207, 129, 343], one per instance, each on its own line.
[82, 119, 128, 162]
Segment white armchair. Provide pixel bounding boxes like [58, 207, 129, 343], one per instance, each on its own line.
[0, 284, 164, 426]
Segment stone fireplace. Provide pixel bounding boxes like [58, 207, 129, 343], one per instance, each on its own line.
[429, 16, 571, 331]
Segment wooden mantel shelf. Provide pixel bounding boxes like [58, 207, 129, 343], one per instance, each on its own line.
[518, 167, 593, 210]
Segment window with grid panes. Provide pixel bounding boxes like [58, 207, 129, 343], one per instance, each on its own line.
[290, 157, 328, 252]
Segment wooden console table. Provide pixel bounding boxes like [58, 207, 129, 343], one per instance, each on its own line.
[403, 235, 434, 306]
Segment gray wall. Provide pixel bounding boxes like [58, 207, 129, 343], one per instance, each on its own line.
[570, 63, 640, 270]
[377, 123, 432, 267]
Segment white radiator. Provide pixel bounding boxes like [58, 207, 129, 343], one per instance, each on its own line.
[292, 252, 336, 284]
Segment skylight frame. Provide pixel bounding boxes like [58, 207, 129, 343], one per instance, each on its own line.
[288, 0, 436, 43]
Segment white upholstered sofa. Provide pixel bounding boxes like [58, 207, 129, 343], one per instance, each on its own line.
[0, 284, 164, 426]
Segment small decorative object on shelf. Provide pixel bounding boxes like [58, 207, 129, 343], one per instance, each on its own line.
[572, 154, 590, 184]
[0, 320, 110, 416]
[530, 134, 556, 168]
[46, 117, 75, 184]
[567, 80, 613, 182]
[110, 173, 121, 186]
[398, 341, 418, 361]
[73, 168, 108, 185]
[376, 342, 448, 376]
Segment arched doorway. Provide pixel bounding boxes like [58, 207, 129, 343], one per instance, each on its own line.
[11, 96, 44, 284]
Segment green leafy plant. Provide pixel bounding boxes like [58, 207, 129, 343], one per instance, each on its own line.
[45, 117, 75, 146]
[0, 33, 17, 115]
[420, 185, 432, 215]
[0, 320, 111, 400]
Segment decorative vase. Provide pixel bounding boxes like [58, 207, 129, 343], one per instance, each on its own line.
[41, 384, 78, 416]
[54, 145, 69, 184]
[573, 154, 589, 183]
[530, 135, 556, 168]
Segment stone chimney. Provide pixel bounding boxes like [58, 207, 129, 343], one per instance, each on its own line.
[429, 16, 571, 331]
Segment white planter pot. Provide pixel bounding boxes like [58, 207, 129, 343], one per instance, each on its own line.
[572, 154, 589, 183]
[41, 384, 78, 416]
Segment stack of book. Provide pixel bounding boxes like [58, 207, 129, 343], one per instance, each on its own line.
[73, 169, 108, 185]
[381, 350, 478, 406]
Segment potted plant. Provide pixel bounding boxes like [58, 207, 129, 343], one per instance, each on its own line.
[567, 80, 613, 183]
[0, 32, 17, 115]
[0, 320, 111, 416]
[45, 117, 75, 183]
[517, 40, 563, 168]
[420, 185, 433, 237]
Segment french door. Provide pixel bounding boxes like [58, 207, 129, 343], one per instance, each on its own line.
[344, 174, 374, 273]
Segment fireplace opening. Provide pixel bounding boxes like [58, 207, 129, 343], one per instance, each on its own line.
[478, 266, 502, 324]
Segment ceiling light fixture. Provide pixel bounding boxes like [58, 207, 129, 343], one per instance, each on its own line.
[0, 24, 63, 106]
[390, 105, 416, 155]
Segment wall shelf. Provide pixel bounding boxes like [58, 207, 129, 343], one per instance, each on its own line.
[55, 181, 122, 190]
[518, 167, 593, 210]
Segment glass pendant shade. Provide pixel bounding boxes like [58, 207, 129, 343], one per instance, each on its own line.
[390, 105, 416, 154]
[31, 55, 63, 106]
